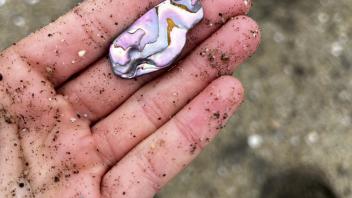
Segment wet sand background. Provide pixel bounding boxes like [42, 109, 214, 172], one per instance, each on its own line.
[0, 0, 351, 197]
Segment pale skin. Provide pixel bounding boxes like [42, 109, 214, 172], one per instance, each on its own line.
[0, 0, 260, 197]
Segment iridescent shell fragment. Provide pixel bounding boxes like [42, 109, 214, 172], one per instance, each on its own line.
[109, 0, 204, 79]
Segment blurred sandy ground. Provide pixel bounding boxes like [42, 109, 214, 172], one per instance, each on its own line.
[0, 0, 351, 197]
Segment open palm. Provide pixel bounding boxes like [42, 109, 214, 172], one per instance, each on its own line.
[0, 0, 259, 197]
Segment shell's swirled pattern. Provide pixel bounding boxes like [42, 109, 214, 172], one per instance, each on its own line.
[109, 0, 204, 79]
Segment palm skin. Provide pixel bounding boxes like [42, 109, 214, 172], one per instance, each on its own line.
[0, 0, 260, 197]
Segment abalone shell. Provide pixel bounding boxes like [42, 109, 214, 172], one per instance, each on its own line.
[109, 0, 204, 79]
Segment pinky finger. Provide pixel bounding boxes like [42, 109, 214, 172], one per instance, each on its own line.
[101, 76, 244, 198]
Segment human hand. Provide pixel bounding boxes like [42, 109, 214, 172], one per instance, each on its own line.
[0, 0, 260, 197]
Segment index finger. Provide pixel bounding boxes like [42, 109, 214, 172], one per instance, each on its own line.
[11, 0, 163, 86]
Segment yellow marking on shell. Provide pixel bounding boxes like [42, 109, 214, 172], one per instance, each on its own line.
[167, 18, 178, 45]
[171, 2, 193, 12]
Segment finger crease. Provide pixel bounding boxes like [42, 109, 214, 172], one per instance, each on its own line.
[136, 95, 168, 131]
[173, 116, 204, 150]
[136, 154, 163, 193]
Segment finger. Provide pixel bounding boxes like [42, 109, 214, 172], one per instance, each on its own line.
[101, 76, 244, 198]
[92, 16, 260, 165]
[11, 0, 164, 86]
[59, 0, 253, 122]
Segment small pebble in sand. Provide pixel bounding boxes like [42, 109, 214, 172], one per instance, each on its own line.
[306, 131, 319, 144]
[248, 134, 263, 149]
[23, 0, 40, 5]
[0, 0, 6, 7]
